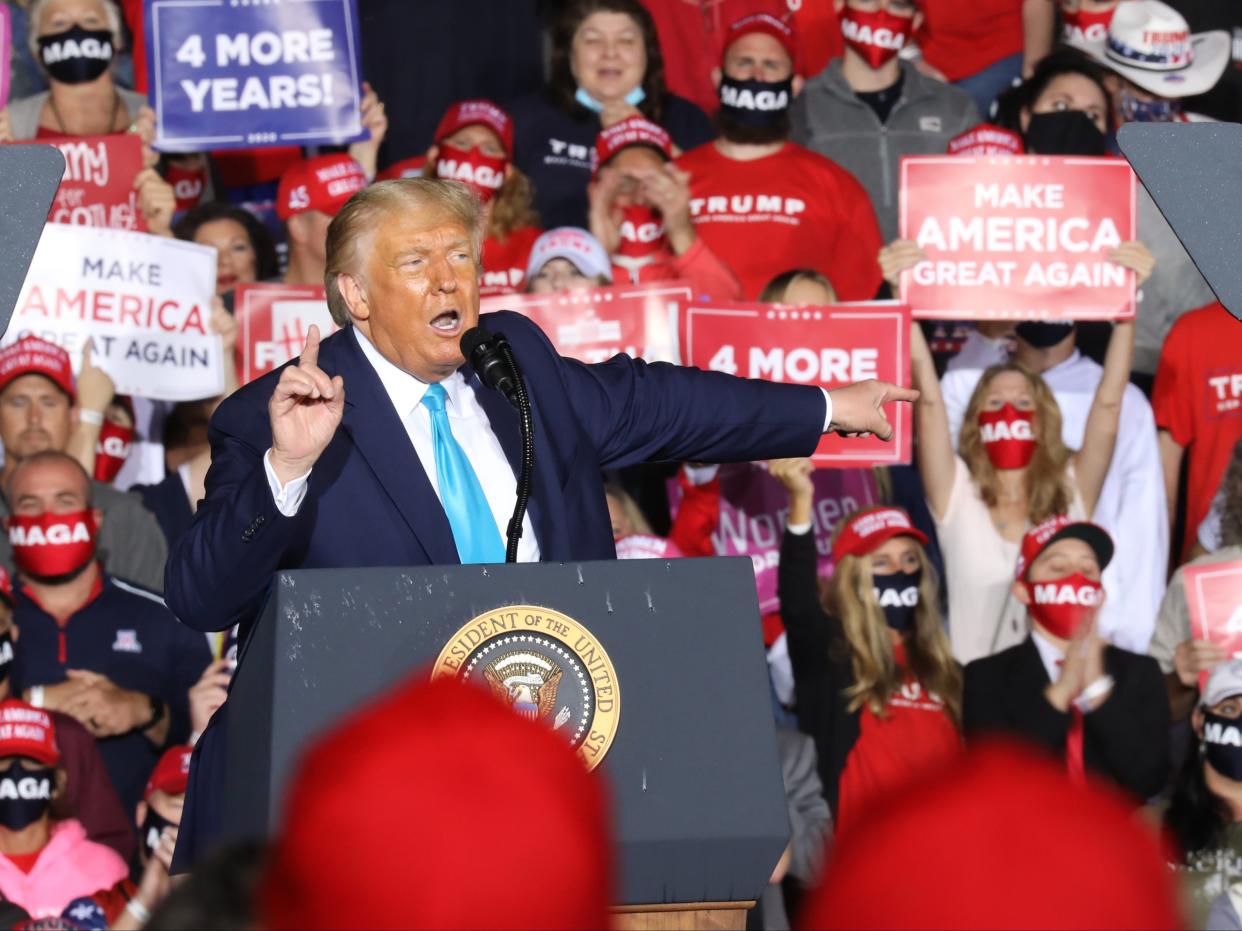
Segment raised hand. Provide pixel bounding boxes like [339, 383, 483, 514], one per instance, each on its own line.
[268, 326, 345, 484]
[827, 380, 919, 440]
[878, 239, 927, 291]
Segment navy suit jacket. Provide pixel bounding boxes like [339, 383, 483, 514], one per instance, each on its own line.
[166, 310, 825, 868]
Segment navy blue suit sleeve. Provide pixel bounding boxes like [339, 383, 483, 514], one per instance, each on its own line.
[163, 382, 310, 632]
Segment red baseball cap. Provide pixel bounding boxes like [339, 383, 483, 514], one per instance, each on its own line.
[1015, 515, 1114, 580]
[832, 506, 929, 562]
[0, 337, 75, 400]
[144, 745, 192, 800]
[593, 116, 673, 175]
[276, 154, 368, 221]
[800, 741, 1182, 929]
[0, 700, 59, 767]
[948, 123, 1026, 156]
[433, 99, 514, 158]
[724, 12, 800, 73]
[375, 154, 428, 183]
[261, 675, 612, 929]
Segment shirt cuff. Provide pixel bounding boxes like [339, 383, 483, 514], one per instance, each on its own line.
[264, 449, 311, 517]
[820, 388, 834, 433]
[786, 521, 813, 536]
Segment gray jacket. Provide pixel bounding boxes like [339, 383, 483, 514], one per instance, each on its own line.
[0, 480, 167, 592]
[5, 87, 147, 140]
[791, 60, 981, 243]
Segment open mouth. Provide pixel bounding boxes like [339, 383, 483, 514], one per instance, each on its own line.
[430, 309, 462, 333]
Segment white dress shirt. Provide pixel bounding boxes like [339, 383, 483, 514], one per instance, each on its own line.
[264, 328, 540, 563]
[940, 350, 1168, 653]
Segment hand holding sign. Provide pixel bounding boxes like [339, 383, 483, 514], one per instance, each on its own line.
[268, 325, 344, 484]
[1173, 639, 1228, 689]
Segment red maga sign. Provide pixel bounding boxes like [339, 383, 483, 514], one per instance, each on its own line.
[1185, 559, 1242, 690]
[14, 133, 149, 232]
[235, 283, 336, 386]
[899, 155, 1136, 320]
[680, 301, 911, 468]
[481, 281, 688, 364]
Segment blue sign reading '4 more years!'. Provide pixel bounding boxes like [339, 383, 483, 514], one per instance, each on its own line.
[145, 0, 365, 152]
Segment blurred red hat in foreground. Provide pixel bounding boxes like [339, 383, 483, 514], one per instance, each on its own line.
[799, 741, 1182, 930]
[261, 675, 613, 930]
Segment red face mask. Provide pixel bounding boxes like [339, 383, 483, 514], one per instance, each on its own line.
[435, 144, 507, 203]
[8, 510, 97, 580]
[616, 205, 667, 258]
[1062, 7, 1115, 45]
[840, 7, 916, 69]
[1025, 572, 1104, 640]
[165, 162, 208, 214]
[93, 420, 134, 484]
[978, 403, 1037, 469]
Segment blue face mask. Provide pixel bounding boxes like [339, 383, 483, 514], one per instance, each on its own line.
[1119, 90, 1181, 123]
[575, 85, 646, 112]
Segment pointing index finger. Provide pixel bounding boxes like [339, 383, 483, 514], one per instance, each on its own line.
[300, 325, 321, 369]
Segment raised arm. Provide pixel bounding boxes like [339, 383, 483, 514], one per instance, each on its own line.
[1074, 319, 1135, 518]
[770, 458, 834, 673]
[910, 322, 957, 520]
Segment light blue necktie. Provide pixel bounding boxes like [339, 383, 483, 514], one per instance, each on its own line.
[421, 383, 506, 564]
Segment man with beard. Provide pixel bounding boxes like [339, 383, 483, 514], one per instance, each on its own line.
[7, 451, 207, 814]
[678, 13, 884, 300]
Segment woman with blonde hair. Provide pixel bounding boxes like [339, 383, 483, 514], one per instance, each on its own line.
[772, 458, 961, 833]
[908, 312, 1135, 665]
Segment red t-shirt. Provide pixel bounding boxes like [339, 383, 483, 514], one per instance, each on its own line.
[1151, 302, 1242, 556]
[639, 0, 843, 117]
[480, 226, 542, 298]
[835, 647, 960, 836]
[916, 0, 1025, 83]
[678, 142, 883, 300]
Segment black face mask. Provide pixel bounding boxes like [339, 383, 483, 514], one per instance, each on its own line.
[0, 761, 53, 830]
[1023, 110, 1108, 156]
[1015, 320, 1076, 349]
[140, 806, 177, 859]
[873, 568, 922, 633]
[718, 74, 793, 126]
[38, 25, 113, 85]
[1203, 712, 1242, 781]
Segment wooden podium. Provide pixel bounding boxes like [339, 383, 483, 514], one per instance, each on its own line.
[613, 901, 755, 930]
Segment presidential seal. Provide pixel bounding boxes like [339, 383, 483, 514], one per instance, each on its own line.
[431, 605, 620, 770]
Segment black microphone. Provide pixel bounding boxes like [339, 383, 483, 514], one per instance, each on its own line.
[461, 326, 519, 410]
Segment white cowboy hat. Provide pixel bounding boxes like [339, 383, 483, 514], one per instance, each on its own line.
[1086, 0, 1229, 99]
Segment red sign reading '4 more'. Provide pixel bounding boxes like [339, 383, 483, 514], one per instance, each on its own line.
[899, 155, 1136, 320]
[681, 301, 911, 468]
[1185, 559, 1242, 690]
[481, 281, 688, 364]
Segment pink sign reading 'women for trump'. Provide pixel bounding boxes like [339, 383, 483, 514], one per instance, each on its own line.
[0, 7, 10, 109]
[669, 464, 878, 614]
[1185, 559, 1242, 691]
[680, 301, 911, 468]
[899, 155, 1137, 320]
[481, 281, 689, 364]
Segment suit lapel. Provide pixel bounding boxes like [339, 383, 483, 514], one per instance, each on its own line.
[328, 330, 458, 565]
[1013, 636, 1053, 715]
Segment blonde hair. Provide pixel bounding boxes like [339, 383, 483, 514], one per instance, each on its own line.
[486, 170, 540, 242]
[604, 483, 652, 536]
[827, 545, 961, 724]
[959, 362, 1073, 522]
[29, 0, 124, 59]
[323, 179, 485, 327]
[758, 269, 837, 304]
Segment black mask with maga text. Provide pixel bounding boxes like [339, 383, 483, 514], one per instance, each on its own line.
[873, 569, 922, 633]
[1015, 320, 1076, 349]
[1203, 711, 1242, 781]
[1023, 110, 1108, 157]
[718, 75, 793, 126]
[140, 806, 177, 859]
[0, 761, 53, 830]
[38, 25, 113, 84]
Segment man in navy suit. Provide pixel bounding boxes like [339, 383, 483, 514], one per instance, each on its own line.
[165, 178, 914, 866]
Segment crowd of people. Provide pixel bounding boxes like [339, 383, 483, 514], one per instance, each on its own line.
[0, 0, 1240, 926]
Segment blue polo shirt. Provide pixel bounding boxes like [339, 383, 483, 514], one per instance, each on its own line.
[11, 570, 211, 812]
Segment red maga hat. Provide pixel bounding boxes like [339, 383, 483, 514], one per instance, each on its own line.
[144, 745, 192, 800]
[594, 116, 673, 174]
[260, 675, 613, 930]
[0, 700, 59, 767]
[1015, 515, 1114, 580]
[725, 12, 799, 72]
[276, 154, 368, 221]
[832, 506, 929, 562]
[0, 337, 74, 400]
[800, 741, 1183, 929]
[433, 99, 514, 157]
